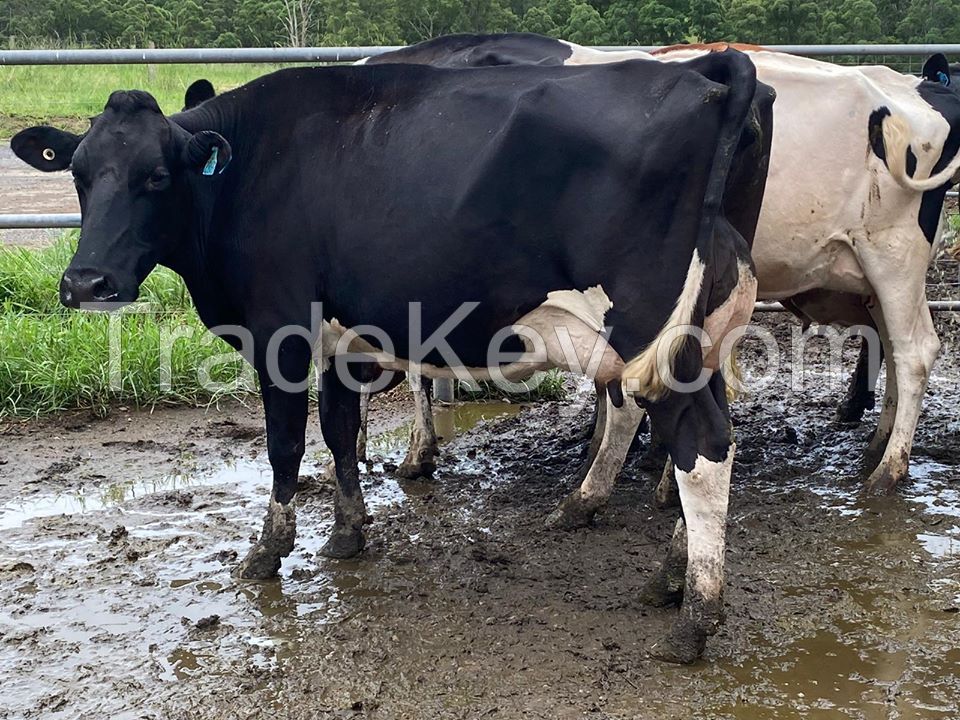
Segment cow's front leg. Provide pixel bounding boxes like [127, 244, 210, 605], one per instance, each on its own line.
[238, 355, 310, 580]
[646, 377, 733, 664]
[319, 360, 370, 558]
[396, 374, 438, 478]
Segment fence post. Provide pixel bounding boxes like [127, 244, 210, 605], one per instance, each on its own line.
[434, 378, 455, 403]
[147, 41, 157, 83]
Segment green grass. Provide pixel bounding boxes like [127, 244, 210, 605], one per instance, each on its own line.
[457, 370, 568, 402]
[0, 63, 285, 137]
[0, 233, 250, 416]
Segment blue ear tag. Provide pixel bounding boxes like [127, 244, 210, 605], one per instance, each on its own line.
[202, 146, 218, 176]
[937, 71, 950, 87]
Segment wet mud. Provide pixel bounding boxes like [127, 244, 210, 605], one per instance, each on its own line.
[1, 330, 960, 719]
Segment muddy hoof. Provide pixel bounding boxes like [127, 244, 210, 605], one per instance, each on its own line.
[321, 527, 365, 559]
[648, 621, 707, 664]
[834, 401, 867, 425]
[866, 464, 904, 495]
[395, 460, 436, 479]
[544, 492, 596, 530]
[236, 544, 282, 580]
[637, 573, 683, 608]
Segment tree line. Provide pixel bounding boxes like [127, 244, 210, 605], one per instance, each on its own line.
[1, 0, 957, 50]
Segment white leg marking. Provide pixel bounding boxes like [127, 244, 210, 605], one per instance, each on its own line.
[675, 446, 734, 602]
[398, 372, 438, 477]
[577, 394, 645, 506]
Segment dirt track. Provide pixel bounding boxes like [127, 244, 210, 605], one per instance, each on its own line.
[0, 145, 76, 248]
[1, 324, 960, 719]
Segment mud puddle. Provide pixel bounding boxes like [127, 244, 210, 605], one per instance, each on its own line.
[0, 402, 519, 719]
[2, 335, 960, 718]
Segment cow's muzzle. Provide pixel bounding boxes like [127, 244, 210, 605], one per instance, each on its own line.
[60, 268, 124, 309]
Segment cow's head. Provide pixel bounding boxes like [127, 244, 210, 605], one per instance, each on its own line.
[922, 54, 957, 91]
[10, 90, 231, 309]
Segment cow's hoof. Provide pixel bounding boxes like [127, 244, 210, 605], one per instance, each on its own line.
[236, 544, 282, 580]
[320, 527, 365, 559]
[395, 459, 436, 479]
[544, 492, 596, 530]
[834, 400, 867, 425]
[866, 463, 906, 495]
[637, 572, 683, 608]
[648, 621, 707, 665]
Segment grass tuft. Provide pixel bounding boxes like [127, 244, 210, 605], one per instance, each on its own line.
[0, 233, 248, 417]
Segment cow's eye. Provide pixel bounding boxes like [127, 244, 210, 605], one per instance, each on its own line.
[146, 168, 171, 191]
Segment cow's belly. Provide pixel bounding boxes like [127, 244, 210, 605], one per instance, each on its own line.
[319, 286, 626, 384]
[752, 230, 872, 300]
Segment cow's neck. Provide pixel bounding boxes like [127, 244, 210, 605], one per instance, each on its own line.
[163, 104, 247, 330]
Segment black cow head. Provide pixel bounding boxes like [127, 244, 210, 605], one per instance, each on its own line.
[922, 54, 955, 90]
[183, 79, 216, 110]
[10, 90, 231, 309]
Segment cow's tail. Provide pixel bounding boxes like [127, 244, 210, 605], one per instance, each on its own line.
[622, 50, 757, 402]
[882, 114, 960, 191]
[621, 250, 705, 401]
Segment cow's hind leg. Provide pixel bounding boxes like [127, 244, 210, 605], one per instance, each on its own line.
[836, 334, 882, 424]
[319, 362, 370, 558]
[545, 389, 644, 529]
[575, 381, 608, 483]
[646, 375, 734, 663]
[856, 238, 940, 491]
[356, 386, 371, 464]
[638, 517, 687, 607]
[864, 309, 898, 467]
[396, 375, 438, 479]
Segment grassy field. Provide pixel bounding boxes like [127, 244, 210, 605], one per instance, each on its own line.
[0, 63, 285, 137]
[0, 233, 250, 416]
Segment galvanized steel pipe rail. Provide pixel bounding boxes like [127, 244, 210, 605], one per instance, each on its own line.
[2, 44, 960, 64]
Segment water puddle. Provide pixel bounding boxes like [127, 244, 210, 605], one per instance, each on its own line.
[0, 401, 520, 718]
[709, 450, 960, 719]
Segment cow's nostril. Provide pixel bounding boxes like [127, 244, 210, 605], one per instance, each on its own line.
[88, 275, 115, 300]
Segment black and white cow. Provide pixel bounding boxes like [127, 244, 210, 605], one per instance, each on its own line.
[366, 35, 960, 502]
[11, 55, 769, 661]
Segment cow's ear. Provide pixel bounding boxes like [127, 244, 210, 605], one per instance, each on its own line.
[10, 126, 81, 171]
[182, 130, 232, 176]
[922, 54, 950, 86]
[183, 79, 216, 110]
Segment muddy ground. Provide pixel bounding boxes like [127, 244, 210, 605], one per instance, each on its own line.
[1, 318, 960, 720]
